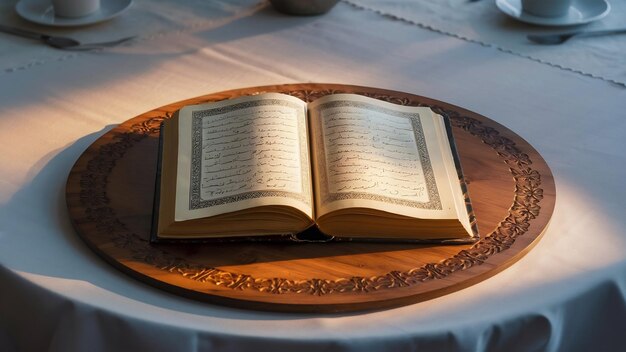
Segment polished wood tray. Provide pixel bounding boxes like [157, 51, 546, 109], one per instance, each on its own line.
[66, 84, 555, 313]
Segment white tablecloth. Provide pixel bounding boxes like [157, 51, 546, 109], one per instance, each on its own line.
[1, 0, 625, 351]
[349, 0, 626, 87]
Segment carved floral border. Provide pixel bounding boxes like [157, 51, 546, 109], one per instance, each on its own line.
[79, 88, 543, 296]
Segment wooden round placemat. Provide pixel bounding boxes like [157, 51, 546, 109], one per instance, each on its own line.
[66, 84, 555, 313]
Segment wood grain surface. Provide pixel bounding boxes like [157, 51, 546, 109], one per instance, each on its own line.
[65, 84, 556, 313]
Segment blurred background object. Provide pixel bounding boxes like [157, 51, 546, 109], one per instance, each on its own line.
[269, 0, 339, 15]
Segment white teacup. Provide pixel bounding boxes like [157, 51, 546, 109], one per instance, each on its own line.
[521, 0, 572, 18]
[53, 0, 100, 18]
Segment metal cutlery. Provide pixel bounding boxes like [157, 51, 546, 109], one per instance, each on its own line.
[528, 28, 626, 45]
[0, 24, 135, 50]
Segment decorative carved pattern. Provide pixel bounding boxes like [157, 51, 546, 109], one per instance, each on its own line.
[78, 88, 543, 296]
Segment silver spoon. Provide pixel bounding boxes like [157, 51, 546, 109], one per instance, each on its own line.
[0, 24, 135, 50]
[528, 28, 626, 45]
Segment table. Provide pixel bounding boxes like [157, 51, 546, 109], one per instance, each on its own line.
[1, 0, 625, 351]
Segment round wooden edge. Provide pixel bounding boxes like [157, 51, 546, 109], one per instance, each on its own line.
[66, 83, 556, 313]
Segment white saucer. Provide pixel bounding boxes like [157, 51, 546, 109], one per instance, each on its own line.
[496, 0, 610, 26]
[15, 0, 132, 27]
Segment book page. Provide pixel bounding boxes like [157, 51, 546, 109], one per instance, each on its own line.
[174, 93, 313, 221]
[308, 94, 459, 220]
[432, 113, 478, 237]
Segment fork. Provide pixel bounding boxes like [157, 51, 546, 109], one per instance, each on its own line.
[0, 24, 135, 50]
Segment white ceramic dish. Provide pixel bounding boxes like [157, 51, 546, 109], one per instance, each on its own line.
[15, 0, 132, 27]
[496, 0, 610, 26]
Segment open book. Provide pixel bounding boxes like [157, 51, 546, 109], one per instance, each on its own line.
[152, 93, 478, 243]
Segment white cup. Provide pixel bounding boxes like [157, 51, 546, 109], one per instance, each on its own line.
[53, 0, 101, 18]
[521, 0, 572, 18]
